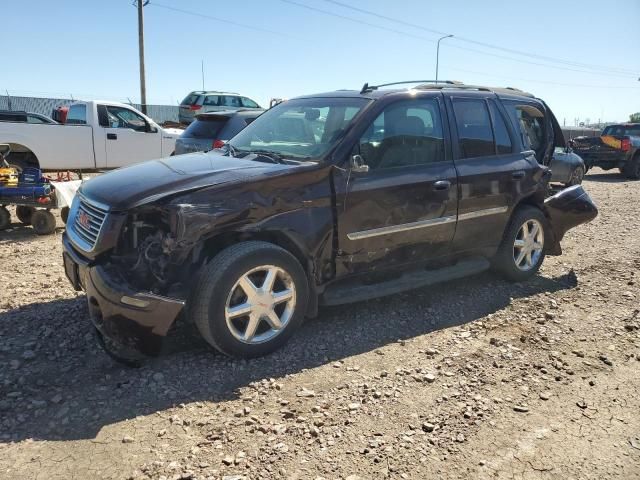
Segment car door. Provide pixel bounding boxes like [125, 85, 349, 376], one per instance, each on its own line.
[201, 94, 221, 114]
[336, 96, 458, 275]
[445, 94, 539, 252]
[100, 105, 162, 168]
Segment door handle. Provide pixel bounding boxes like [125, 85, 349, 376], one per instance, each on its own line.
[107, 133, 117, 140]
[512, 170, 526, 180]
[433, 180, 451, 191]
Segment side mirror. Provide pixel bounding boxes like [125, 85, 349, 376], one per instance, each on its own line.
[146, 122, 158, 133]
[350, 154, 369, 173]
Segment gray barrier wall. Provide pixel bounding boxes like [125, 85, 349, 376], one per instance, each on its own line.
[0, 95, 179, 124]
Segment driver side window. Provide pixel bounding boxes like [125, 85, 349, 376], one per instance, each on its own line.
[358, 99, 445, 170]
[104, 106, 148, 132]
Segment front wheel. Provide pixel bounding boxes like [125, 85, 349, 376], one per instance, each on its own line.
[190, 241, 309, 358]
[494, 206, 548, 282]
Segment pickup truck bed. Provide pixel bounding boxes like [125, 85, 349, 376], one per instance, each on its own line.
[572, 124, 640, 179]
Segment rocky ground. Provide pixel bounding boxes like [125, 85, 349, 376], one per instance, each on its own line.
[0, 168, 639, 480]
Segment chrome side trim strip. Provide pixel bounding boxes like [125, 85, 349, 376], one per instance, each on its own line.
[347, 215, 456, 241]
[458, 206, 508, 221]
[346, 206, 508, 241]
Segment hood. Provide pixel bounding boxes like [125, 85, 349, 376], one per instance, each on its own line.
[79, 151, 295, 210]
[162, 127, 184, 137]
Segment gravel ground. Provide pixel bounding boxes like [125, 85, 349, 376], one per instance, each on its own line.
[1, 168, 639, 480]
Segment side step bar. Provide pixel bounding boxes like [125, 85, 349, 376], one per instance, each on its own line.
[320, 257, 490, 306]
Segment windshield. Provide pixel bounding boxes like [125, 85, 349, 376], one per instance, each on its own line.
[602, 125, 640, 137]
[228, 97, 370, 160]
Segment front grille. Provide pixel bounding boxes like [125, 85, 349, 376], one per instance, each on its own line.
[72, 198, 108, 250]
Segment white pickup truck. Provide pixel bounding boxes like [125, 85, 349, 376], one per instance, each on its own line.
[0, 100, 181, 171]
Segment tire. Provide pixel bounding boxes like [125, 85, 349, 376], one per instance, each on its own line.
[494, 206, 548, 282]
[31, 210, 57, 235]
[60, 206, 69, 225]
[190, 241, 309, 358]
[622, 154, 640, 180]
[15, 206, 34, 225]
[565, 165, 585, 187]
[0, 206, 10, 230]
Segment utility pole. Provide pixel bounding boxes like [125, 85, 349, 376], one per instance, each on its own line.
[136, 0, 149, 114]
[201, 60, 205, 90]
[435, 34, 453, 84]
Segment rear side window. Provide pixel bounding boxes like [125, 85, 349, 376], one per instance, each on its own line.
[452, 99, 495, 158]
[602, 125, 640, 137]
[183, 117, 229, 138]
[203, 95, 220, 106]
[181, 93, 200, 106]
[27, 115, 47, 124]
[503, 101, 546, 156]
[221, 96, 242, 108]
[66, 104, 87, 125]
[488, 101, 513, 154]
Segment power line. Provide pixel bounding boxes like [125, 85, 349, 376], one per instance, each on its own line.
[322, 0, 638, 76]
[447, 66, 640, 90]
[280, 0, 637, 79]
[150, 1, 292, 37]
[279, 0, 434, 42]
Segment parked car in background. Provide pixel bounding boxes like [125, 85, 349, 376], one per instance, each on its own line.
[62, 81, 598, 363]
[571, 123, 640, 179]
[179, 91, 262, 124]
[0, 110, 57, 124]
[0, 101, 181, 171]
[549, 147, 585, 187]
[175, 109, 264, 155]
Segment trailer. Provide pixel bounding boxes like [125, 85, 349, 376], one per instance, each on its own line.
[0, 144, 81, 234]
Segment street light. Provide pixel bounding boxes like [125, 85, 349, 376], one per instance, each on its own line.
[435, 34, 454, 84]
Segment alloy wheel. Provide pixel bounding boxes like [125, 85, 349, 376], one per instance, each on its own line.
[224, 265, 296, 344]
[513, 219, 544, 271]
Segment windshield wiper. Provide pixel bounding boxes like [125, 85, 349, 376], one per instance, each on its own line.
[224, 143, 239, 157]
[246, 149, 286, 164]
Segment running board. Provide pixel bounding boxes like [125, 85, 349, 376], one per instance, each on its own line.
[320, 257, 490, 306]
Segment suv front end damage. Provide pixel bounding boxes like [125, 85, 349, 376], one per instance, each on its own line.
[62, 199, 204, 361]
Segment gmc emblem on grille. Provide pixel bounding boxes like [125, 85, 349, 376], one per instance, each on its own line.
[78, 211, 91, 230]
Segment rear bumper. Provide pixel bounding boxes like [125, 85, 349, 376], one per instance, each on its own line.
[62, 233, 185, 358]
[544, 185, 598, 254]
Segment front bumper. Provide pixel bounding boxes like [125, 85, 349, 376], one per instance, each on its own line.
[62, 233, 185, 358]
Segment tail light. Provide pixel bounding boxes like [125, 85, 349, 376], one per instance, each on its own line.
[621, 137, 631, 152]
[212, 139, 225, 149]
[189, 105, 202, 111]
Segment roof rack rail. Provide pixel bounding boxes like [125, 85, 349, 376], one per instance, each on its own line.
[360, 80, 459, 94]
[414, 83, 534, 97]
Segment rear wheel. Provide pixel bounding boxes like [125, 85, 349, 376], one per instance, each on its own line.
[566, 165, 585, 187]
[494, 206, 548, 282]
[31, 210, 56, 235]
[622, 155, 640, 180]
[0, 206, 10, 230]
[15, 206, 34, 225]
[190, 241, 309, 358]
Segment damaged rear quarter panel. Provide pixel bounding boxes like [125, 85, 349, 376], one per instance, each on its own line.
[166, 164, 336, 285]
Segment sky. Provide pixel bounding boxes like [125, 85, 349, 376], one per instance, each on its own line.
[3, 0, 639, 124]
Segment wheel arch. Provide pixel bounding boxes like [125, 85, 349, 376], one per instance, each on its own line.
[197, 228, 320, 317]
[6, 143, 40, 169]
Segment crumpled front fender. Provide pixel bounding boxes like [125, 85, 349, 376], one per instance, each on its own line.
[543, 185, 598, 255]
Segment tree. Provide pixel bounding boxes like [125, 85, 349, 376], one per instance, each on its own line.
[630, 112, 640, 122]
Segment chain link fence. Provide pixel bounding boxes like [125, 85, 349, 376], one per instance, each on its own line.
[0, 95, 179, 124]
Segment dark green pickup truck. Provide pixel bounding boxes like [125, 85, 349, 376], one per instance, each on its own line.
[571, 123, 640, 179]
